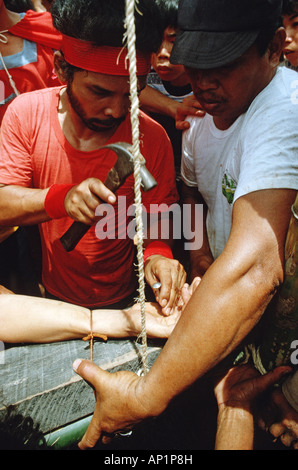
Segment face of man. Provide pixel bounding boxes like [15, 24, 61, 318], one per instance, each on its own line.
[151, 26, 189, 86]
[283, 11, 298, 67]
[66, 71, 147, 134]
[185, 43, 276, 130]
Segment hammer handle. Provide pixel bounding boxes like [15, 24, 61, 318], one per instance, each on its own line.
[60, 221, 91, 252]
[60, 170, 121, 252]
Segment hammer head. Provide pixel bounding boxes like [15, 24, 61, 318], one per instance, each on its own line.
[101, 142, 157, 192]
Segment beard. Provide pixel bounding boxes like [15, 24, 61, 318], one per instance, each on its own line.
[66, 83, 126, 133]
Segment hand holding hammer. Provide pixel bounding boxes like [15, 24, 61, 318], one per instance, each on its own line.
[60, 142, 157, 252]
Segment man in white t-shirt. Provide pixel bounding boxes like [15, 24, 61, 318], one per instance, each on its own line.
[69, 0, 298, 450]
[181, 65, 297, 264]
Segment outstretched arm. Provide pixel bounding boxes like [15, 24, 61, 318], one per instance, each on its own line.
[0, 294, 182, 344]
[73, 188, 296, 449]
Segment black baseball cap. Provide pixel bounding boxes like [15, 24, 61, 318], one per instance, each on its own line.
[171, 0, 283, 69]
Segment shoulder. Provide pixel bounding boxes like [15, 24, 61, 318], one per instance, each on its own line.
[6, 86, 61, 114]
[139, 110, 173, 145]
[248, 67, 298, 117]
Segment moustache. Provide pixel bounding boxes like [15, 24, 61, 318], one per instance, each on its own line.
[88, 116, 126, 128]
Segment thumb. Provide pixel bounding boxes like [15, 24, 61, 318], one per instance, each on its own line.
[72, 359, 108, 450]
[73, 358, 110, 389]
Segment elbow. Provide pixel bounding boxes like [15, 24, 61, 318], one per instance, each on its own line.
[244, 255, 285, 312]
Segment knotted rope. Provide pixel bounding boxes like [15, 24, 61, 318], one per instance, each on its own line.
[124, 0, 148, 375]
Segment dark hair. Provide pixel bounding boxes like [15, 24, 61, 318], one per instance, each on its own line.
[4, 0, 35, 11]
[51, 0, 163, 52]
[0, 406, 48, 450]
[282, 0, 298, 15]
[51, 0, 163, 81]
[153, 0, 179, 30]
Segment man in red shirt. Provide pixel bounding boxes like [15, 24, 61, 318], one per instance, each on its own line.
[0, 0, 185, 311]
[0, 2, 62, 122]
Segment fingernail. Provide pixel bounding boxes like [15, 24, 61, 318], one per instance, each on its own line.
[108, 195, 116, 204]
[73, 359, 82, 372]
[161, 299, 167, 307]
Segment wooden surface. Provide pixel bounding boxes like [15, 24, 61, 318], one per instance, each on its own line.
[0, 337, 163, 434]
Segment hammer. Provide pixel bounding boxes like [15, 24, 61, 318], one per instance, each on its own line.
[60, 142, 157, 252]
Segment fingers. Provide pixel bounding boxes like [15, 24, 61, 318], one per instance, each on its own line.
[65, 178, 116, 224]
[78, 409, 103, 450]
[175, 95, 206, 130]
[73, 358, 107, 386]
[253, 366, 293, 396]
[148, 258, 186, 315]
[73, 359, 110, 449]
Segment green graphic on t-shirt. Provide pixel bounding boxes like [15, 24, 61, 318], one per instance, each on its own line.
[222, 172, 237, 205]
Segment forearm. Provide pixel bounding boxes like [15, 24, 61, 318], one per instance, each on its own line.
[0, 295, 91, 343]
[139, 190, 294, 417]
[0, 296, 136, 343]
[139, 253, 279, 416]
[182, 185, 213, 279]
[215, 406, 254, 450]
[139, 86, 178, 118]
[0, 185, 50, 225]
[0, 294, 174, 343]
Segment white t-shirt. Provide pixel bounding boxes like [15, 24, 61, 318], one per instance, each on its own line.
[181, 66, 298, 259]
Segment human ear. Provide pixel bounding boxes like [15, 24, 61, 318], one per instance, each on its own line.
[267, 27, 287, 67]
[53, 51, 68, 84]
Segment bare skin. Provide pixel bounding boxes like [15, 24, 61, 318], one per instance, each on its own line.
[68, 29, 297, 449]
[283, 12, 298, 67]
[0, 291, 183, 344]
[213, 364, 293, 450]
[259, 385, 298, 449]
[0, 52, 186, 313]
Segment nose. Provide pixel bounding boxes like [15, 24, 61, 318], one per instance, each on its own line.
[157, 41, 171, 60]
[284, 25, 294, 43]
[104, 96, 128, 119]
[191, 70, 218, 91]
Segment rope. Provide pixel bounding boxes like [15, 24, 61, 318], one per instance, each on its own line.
[124, 0, 148, 375]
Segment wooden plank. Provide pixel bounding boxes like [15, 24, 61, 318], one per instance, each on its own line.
[0, 338, 162, 433]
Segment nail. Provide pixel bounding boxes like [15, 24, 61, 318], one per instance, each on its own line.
[108, 195, 116, 204]
[73, 359, 82, 372]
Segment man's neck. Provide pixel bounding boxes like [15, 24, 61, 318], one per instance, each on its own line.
[214, 69, 277, 131]
[58, 87, 121, 151]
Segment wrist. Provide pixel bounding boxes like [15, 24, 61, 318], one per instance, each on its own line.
[44, 184, 75, 219]
[217, 400, 253, 415]
[143, 241, 173, 263]
[135, 375, 170, 419]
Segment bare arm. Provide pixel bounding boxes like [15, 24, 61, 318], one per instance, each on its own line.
[72, 188, 296, 448]
[141, 189, 295, 410]
[0, 178, 116, 227]
[0, 184, 50, 226]
[139, 85, 179, 119]
[214, 365, 292, 450]
[181, 183, 213, 280]
[0, 294, 181, 343]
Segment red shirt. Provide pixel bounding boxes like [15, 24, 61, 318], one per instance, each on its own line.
[0, 10, 61, 123]
[0, 87, 178, 307]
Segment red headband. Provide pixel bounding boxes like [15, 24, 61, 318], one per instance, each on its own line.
[61, 34, 151, 76]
